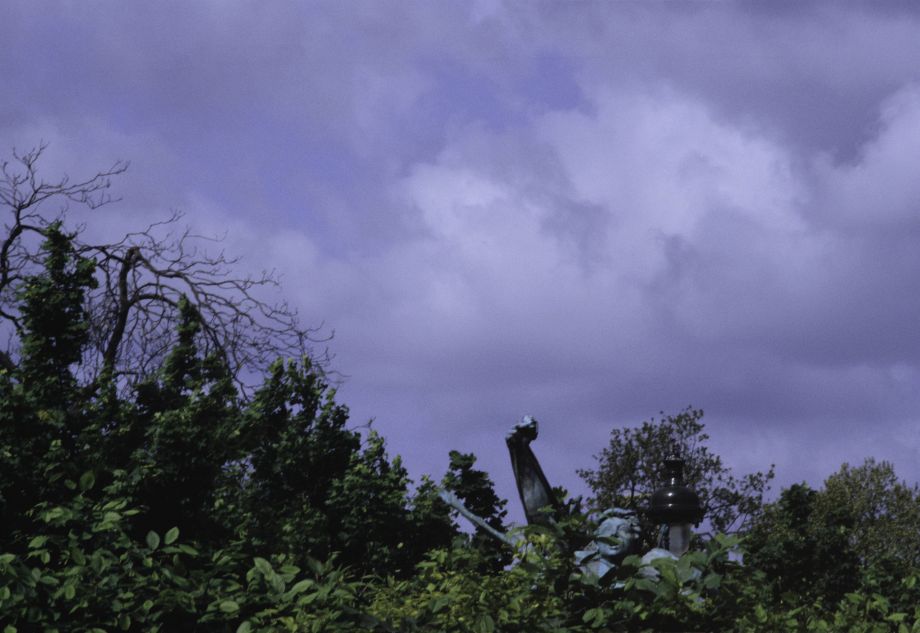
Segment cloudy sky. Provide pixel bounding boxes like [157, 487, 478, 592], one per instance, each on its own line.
[4, 2, 920, 516]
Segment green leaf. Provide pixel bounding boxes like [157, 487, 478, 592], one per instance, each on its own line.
[146, 531, 160, 551]
[286, 579, 314, 596]
[219, 600, 240, 613]
[473, 614, 495, 633]
[79, 471, 95, 491]
[164, 527, 179, 545]
[427, 595, 450, 613]
[702, 572, 722, 590]
[70, 548, 86, 565]
[236, 623, 252, 633]
[583, 608, 606, 627]
[253, 557, 273, 576]
[305, 557, 323, 575]
[28, 535, 48, 549]
[176, 544, 199, 557]
[42, 506, 70, 523]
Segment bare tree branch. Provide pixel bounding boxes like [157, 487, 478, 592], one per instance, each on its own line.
[1, 144, 330, 396]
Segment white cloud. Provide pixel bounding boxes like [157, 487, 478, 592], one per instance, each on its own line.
[818, 84, 920, 232]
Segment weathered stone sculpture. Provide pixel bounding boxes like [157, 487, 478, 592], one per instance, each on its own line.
[573, 508, 643, 577]
[506, 416, 646, 575]
[505, 416, 562, 526]
[441, 415, 680, 579]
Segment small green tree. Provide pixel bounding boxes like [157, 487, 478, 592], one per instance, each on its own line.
[441, 450, 510, 570]
[743, 483, 856, 605]
[233, 358, 361, 567]
[578, 407, 774, 545]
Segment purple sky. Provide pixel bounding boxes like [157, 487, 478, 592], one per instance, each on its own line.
[4, 2, 920, 519]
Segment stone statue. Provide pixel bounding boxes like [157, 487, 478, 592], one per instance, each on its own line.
[505, 416, 562, 526]
[441, 415, 677, 579]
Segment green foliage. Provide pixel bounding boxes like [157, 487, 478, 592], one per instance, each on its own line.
[369, 535, 571, 632]
[746, 459, 920, 612]
[0, 481, 201, 630]
[17, 223, 97, 390]
[231, 358, 362, 567]
[0, 473, 389, 631]
[578, 407, 775, 544]
[743, 482, 855, 605]
[442, 450, 510, 570]
[128, 298, 240, 543]
[368, 524, 745, 633]
[726, 573, 920, 633]
[0, 225, 445, 629]
[0, 226, 100, 541]
[404, 475, 459, 563]
[324, 430, 417, 575]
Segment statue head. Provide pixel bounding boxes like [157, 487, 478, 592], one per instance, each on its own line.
[574, 508, 641, 578]
[594, 509, 641, 560]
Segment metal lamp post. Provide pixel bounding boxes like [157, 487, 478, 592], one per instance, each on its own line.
[648, 455, 703, 556]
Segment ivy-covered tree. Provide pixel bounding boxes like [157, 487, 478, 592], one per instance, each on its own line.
[0, 224, 216, 629]
[0, 223, 98, 538]
[127, 298, 240, 543]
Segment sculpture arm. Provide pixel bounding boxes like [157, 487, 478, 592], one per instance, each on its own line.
[438, 489, 517, 546]
[506, 416, 561, 525]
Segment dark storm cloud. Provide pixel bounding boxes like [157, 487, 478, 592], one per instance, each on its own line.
[3, 1, 920, 514]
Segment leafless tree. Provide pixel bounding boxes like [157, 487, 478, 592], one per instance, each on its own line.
[1, 143, 328, 392]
